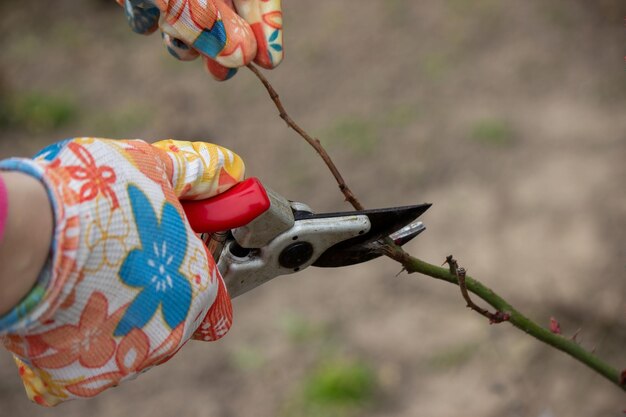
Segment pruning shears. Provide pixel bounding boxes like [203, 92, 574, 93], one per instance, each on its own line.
[182, 178, 430, 298]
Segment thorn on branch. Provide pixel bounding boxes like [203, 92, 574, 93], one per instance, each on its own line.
[549, 317, 562, 334]
[455, 263, 510, 324]
[570, 328, 581, 342]
[443, 255, 458, 275]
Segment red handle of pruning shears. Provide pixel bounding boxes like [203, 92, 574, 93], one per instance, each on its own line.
[181, 177, 271, 233]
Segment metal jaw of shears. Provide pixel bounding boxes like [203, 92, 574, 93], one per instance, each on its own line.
[182, 178, 430, 298]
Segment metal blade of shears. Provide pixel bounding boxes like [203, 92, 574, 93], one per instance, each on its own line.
[300, 203, 431, 267]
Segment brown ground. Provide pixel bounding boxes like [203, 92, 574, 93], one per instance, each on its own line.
[0, 1, 625, 416]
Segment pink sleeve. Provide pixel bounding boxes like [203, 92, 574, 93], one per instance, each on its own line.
[0, 173, 8, 244]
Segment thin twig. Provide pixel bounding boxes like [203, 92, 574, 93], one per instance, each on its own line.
[445, 255, 509, 323]
[248, 64, 626, 392]
[444, 255, 509, 324]
[246, 64, 364, 210]
[455, 265, 510, 324]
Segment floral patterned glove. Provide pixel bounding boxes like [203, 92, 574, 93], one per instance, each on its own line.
[116, 0, 284, 80]
[0, 138, 245, 406]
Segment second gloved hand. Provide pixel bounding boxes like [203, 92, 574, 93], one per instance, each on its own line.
[0, 138, 244, 406]
[117, 0, 284, 80]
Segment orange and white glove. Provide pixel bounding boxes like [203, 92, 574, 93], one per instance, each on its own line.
[0, 138, 244, 406]
[117, 0, 284, 80]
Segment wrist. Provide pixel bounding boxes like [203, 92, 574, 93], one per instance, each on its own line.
[0, 171, 53, 316]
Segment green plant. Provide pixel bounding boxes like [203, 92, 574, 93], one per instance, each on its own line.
[470, 118, 514, 146]
[303, 358, 376, 406]
[86, 103, 153, 137]
[421, 52, 450, 80]
[229, 346, 266, 371]
[322, 116, 379, 155]
[428, 342, 480, 370]
[279, 312, 324, 343]
[383, 104, 420, 128]
[7, 92, 77, 133]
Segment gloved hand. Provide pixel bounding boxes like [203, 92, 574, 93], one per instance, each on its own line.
[0, 138, 245, 406]
[116, 0, 284, 80]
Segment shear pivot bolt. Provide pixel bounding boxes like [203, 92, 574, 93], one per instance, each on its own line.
[279, 242, 314, 269]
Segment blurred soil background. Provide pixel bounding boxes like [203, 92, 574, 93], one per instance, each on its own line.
[0, 1, 625, 416]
